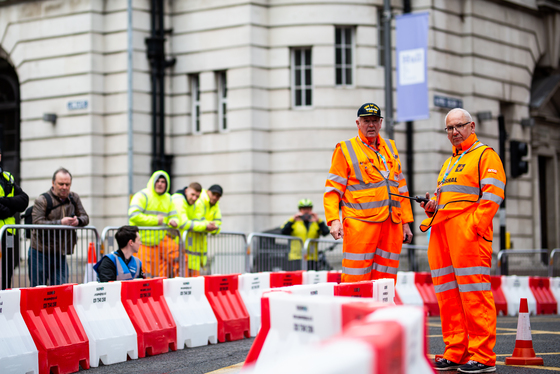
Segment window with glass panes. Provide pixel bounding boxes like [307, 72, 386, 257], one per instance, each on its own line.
[292, 48, 312, 107]
[378, 9, 385, 67]
[217, 71, 227, 131]
[335, 27, 353, 85]
[191, 74, 201, 134]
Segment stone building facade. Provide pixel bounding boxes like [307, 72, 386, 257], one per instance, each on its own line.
[0, 0, 558, 252]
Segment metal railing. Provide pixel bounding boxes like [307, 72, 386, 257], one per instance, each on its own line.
[497, 249, 550, 276]
[548, 248, 560, 277]
[400, 244, 429, 272]
[303, 238, 343, 271]
[0, 224, 100, 288]
[247, 233, 304, 272]
[101, 226, 183, 278]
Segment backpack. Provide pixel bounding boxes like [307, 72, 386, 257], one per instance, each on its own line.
[21, 193, 76, 239]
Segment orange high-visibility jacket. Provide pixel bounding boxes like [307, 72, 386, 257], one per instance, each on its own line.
[420, 133, 506, 238]
[324, 131, 413, 225]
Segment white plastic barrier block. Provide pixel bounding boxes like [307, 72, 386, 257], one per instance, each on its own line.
[368, 305, 433, 374]
[501, 275, 537, 316]
[73, 282, 138, 367]
[373, 278, 395, 303]
[302, 270, 328, 284]
[239, 273, 271, 337]
[283, 283, 335, 297]
[550, 277, 560, 315]
[0, 289, 39, 374]
[163, 277, 218, 347]
[396, 271, 424, 307]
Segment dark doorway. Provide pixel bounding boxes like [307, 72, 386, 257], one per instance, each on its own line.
[0, 57, 20, 185]
[538, 155, 558, 252]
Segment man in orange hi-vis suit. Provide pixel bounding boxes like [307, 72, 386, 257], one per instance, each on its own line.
[324, 103, 414, 283]
[420, 108, 505, 373]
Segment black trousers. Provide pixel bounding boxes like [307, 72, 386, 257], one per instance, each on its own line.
[1, 231, 19, 290]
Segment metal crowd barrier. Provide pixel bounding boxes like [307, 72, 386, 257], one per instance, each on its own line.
[303, 238, 343, 271]
[247, 233, 304, 272]
[400, 244, 429, 272]
[497, 249, 550, 276]
[206, 231, 248, 275]
[101, 226, 183, 278]
[0, 224, 100, 289]
[548, 248, 560, 277]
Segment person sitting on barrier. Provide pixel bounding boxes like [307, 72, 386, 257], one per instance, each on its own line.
[192, 184, 223, 275]
[281, 199, 330, 271]
[128, 170, 179, 278]
[95, 225, 144, 282]
[29, 167, 90, 286]
[0, 145, 29, 290]
[172, 182, 217, 277]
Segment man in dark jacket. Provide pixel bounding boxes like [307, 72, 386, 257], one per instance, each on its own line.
[29, 168, 89, 286]
[0, 147, 29, 289]
[95, 225, 144, 282]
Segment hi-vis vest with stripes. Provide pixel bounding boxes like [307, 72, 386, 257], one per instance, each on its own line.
[94, 251, 142, 281]
[420, 142, 498, 231]
[339, 137, 403, 223]
[0, 171, 16, 234]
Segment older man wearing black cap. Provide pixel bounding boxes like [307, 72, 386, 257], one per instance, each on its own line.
[323, 103, 413, 284]
[0, 146, 29, 289]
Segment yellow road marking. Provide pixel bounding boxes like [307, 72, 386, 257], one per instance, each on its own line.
[205, 362, 244, 374]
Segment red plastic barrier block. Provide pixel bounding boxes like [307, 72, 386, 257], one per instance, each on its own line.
[121, 278, 177, 357]
[269, 271, 304, 288]
[394, 289, 403, 305]
[491, 275, 508, 316]
[20, 284, 89, 374]
[334, 281, 373, 298]
[414, 272, 440, 316]
[529, 277, 557, 315]
[340, 301, 387, 328]
[327, 271, 342, 284]
[204, 274, 250, 342]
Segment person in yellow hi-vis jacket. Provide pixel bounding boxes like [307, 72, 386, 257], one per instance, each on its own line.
[281, 199, 330, 271]
[191, 184, 223, 275]
[128, 170, 179, 278]
[172, 182, 217, 277]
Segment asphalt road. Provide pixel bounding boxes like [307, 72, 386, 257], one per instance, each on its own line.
[81, 314, 560, 374]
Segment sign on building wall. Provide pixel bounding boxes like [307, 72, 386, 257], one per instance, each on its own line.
[396, 12, 429, 122]
[67, 100, 88, 110]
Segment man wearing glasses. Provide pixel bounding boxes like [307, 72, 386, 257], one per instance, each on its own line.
[324, 103, 414, 284]
[420, 108, 505, 373]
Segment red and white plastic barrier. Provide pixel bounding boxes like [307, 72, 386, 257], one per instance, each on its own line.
[303, 270, 328, 284]
[282, 282, 336, 296]
[73, 281, 138, 367]
[239, 273, 272, 337]
[163, 277, 218, 348]
[501, 275, 537, 316]
[395, 271, 423, 307]
[550, 277, 560, 314]
[0, 289, 39, 374]
[528, 277, 557, 315]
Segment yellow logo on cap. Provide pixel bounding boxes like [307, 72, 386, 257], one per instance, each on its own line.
[364, 104, 379, 114]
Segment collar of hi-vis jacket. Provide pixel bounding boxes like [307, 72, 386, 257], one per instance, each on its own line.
[353, 131, 398, 177]
[452, 132, 478, 156]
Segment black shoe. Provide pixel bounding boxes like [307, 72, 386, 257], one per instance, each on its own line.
[458, 360, 496, 373]
[434, 357, 461, 371]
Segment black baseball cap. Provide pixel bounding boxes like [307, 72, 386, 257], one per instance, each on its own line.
[208, 184, 223, 196]
[357, 103, 383, 118]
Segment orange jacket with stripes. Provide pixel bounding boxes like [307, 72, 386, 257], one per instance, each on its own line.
[324, 130, 413, 226]
[420, 133, 506, 239]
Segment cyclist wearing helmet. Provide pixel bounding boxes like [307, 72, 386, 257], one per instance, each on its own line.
[281, 198, 330, 270]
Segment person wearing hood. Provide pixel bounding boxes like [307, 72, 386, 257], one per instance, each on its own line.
[172, 182, 217, 277]
[128, 170, 179, 278]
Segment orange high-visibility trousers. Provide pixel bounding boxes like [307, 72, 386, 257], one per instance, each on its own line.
[342, 218, 403, 283]
[428, 208, 496, 366]
[137, 235, 180, 278]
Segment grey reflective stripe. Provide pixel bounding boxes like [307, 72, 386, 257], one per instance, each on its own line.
[390, 200, 401, 208]
[437, 204, 445, 210]
[169, 210, 178, 216]
[140, 190, 149, 207]
[129, 204, 145, 212]
[458, 282, 491, 292]
[144, 209, 171, 215]
[186, 250, 201, 256]
[344, 140, 364, 183]
[188, 236, 193, 246]
[398, 186, 408, 193]
[347, 180, 387, 191]
[328, 173, 348, 185]
[481, 178, 505, 190]
[342, 199, 393, 210]
[325, 186, 344, 197]
[481, 192, 503, 205]
[343, 265, 373, 275]
[454, 266, 491, 276]
[128, 211, 141, 218]
[214, 218, 222, 221]
[386, 140, 396, 158]
[343, 252, 375, 261]
[434, 280, 458, 293]
[431, 265, 454, 278]
[375, 248, 399, 261]
[373, 263, 398, 275]
[397, 173, 405, 181]
[472, 142, 486, 150]
[439, 185, 480, 195]
[180, 220, 193, 230]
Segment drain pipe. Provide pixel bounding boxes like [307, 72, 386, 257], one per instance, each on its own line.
[127, 0, 133, 197]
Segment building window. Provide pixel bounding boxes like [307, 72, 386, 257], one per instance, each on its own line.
[191, 74, 201, 134]
[335, 27, 353, 86]
[378, 8, 385, 67]
[292, 48, 312, 107]
[217, 71, 227, 131]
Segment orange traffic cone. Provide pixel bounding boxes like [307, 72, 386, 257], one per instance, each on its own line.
[83, 242, 98, 283]
[505, 298, 543, 366]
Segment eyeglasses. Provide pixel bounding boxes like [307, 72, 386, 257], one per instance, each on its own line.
[444, 121, 471, 133]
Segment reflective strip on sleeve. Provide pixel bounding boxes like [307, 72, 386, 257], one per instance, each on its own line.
[344, 140, 364, 183]
[398, 186, 409, 193]
[373, 262, 398, 275]
[458, 282, 491, 292]
[328, 173, 348, 185]
[129, 204, 145, 212]
[128, 211, 141, 218]
[431, 265, 455, 278]
[144, 209, 172, 216]
[481, 178, 505, 190]
[343, 265, 373, 275]
[169, 210, 178, 216]
[439, 185, 480, 196]
[343, 252, 375, 261]
[375, 248, 400, 261]
[454, 266, 491, 277]
[481, 192, 503, 205]
[434, 280, 459, 293]
[325, 186, 344, 197]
